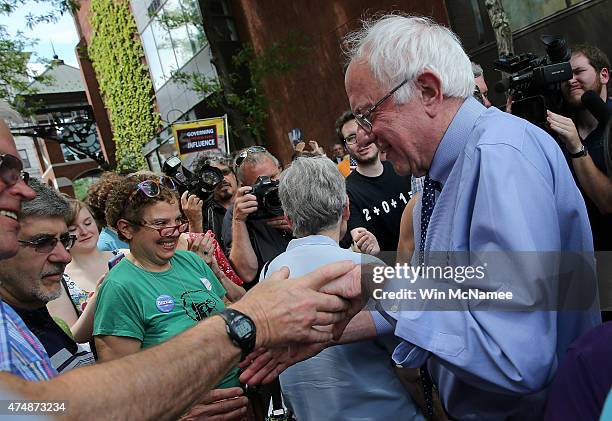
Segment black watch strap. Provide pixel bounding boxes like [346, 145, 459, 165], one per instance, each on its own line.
[218, 308, 256, 361]
[569, 144, 588, 159]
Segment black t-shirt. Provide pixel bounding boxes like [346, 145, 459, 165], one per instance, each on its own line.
[222, 206, 292, 285]
[11, 305, 94, 373]
[343, 161, 412, 252]
[567, 99, 612, 251]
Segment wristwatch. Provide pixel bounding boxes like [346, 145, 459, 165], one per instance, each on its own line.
[569, 144, 588, 159]
[217, 308, 256, 361]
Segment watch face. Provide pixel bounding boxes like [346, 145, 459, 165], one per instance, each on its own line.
[233, 316, 254, 339]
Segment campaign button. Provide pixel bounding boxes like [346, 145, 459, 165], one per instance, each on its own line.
[156, 295, 175, 313]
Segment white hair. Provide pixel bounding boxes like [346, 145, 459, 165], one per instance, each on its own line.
[279, 157, 346, 237]
[344, 15, 474, 102]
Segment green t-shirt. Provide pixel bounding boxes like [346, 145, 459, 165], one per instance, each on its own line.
[94, 250, 240, 388]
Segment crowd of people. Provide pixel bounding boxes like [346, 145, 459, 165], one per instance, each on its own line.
[0, 13, 610, 421]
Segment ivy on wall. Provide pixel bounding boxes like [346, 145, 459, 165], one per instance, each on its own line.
[88, 0, 161, 171]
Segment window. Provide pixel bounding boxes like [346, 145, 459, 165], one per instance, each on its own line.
[501, 0, 589, 31]
[141, 26, 166, 89]
[17, 149, 31, 169]
[141, 0, 209, 90]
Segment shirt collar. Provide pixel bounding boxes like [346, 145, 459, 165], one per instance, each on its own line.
[429, 96, 487, 186]
[286, 234, 339, 251]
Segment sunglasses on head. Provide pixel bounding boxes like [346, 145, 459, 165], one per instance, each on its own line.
[18, 232, 76, 253]
[234, 146, 267, 170]
[0, 153, 29, 186]
[127, 176, 177, 201]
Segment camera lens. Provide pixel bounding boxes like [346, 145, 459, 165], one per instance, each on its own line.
[541, 35, 570, 63]
[263, 187, 282, 214]
[200, 169, 222, 192]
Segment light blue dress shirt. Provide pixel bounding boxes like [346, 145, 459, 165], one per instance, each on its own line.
[376, 97, 601, 420]
[97, 227, 129, 252]
[262, 235, 423, 421]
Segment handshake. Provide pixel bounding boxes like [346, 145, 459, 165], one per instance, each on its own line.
[229, 260, 368, 385]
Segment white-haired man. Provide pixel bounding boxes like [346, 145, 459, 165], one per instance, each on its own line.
[242, 15, 601, 420]
[342, 15, 601, 420]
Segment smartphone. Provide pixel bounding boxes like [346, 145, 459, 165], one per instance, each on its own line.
[108, 251, 125, 270]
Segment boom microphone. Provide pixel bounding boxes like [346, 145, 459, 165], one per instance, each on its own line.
[581, 90, 610, 127]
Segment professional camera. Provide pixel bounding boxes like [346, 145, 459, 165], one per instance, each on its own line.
[249, 175, 283, 220]
[162, 156, 223, 200]
[494, 35, 572, 125]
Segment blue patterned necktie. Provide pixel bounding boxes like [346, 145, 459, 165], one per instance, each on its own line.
[418, 173, 441, 420]
[419, 174, 441, 265]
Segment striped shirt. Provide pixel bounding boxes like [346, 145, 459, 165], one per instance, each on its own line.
[0, 300, 57, 381]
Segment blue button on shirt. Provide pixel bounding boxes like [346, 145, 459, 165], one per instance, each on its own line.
[377, 97, 601, 420]
[262, 235, 423, 421]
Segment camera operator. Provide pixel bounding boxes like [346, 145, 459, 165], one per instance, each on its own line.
[222, 147, 291, 285]
[472, 62, 492, 107]
[546, 44, 612, 251]
[182, 153, 237, 252]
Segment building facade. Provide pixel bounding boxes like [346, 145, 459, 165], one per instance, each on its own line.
[71, 0, 610, 167]
[18, 58, 102, 197]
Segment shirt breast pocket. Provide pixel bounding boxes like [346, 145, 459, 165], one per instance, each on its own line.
[433, 332, 465, 357]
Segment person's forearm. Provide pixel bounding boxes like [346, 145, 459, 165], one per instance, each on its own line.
[4, 316, 240, 421]
[572, 156, 612, 214]
[337, 310, 378, 344]
[189, 216, 203, 233]
[214, 268, 246, 302]
[229, 220, 258, 282]
[71, 294, 97, 344]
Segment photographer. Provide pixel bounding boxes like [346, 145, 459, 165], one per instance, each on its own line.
[222, 147, 292, 285]
[546, 44, 612, 251]
[182, 153, 237, 252]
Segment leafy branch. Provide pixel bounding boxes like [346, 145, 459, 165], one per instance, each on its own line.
[174, 30, 311, 144]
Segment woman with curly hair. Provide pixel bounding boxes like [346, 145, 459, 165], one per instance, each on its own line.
[93, 174, 248, 419]
[85, 171, 129, 251]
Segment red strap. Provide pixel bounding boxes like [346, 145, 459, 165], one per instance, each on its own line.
[207, 230, 244, 286]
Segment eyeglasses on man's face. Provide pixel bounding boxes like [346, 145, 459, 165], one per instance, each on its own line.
[343, 134, 357, 146]
[353, 78, 410, 133]
[234, 146, 267, 170]
[0, 153, 29, 187]
[18, 232, 76, 253]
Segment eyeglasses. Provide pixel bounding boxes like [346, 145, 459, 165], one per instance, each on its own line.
[0, 154, 29, 186]
[343, 134, 357, 146]
[235, 146, 267, 170]
[353, 78, 410, 133]
[18, 233, 76, 253]
[130, 220, 189, 237]
[127, 177, 177, 202]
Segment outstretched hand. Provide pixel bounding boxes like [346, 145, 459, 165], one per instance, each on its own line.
[231, 261, 359, 348]
[239, 343, 327, 386]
